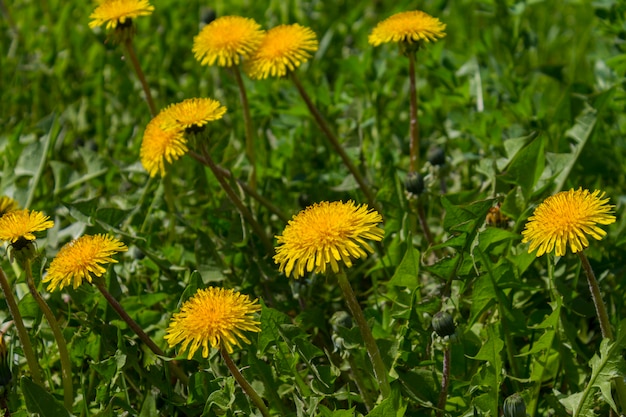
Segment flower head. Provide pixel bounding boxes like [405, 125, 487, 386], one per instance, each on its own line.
[274, 201, 384, 278]
[369, 10, 446, 47]
[0, 210, 53, 244]
[193, 16, 264, 67]
[89, 0, 154, 30]
[522, 188, 616, 257]
[140, 113, 188, 177]
[245, 24, 319, 79]
[44, 234, 128, 291]
[164, 287, 261, 358]
[0, 196, 19, 217]
[160, 98, 227, 131]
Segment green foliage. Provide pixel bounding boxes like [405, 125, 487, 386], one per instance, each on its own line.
[1, 0, 626, 416]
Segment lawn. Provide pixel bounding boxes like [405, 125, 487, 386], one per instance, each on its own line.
[1, 0, 626, 416]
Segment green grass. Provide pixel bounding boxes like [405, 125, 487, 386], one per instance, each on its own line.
[1, 0, 626, 416]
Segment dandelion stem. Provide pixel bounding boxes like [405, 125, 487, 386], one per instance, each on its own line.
[335, 269, 391, 400]
[578, 251, 612, 339]
[436, 346, 451, 417]
[221, 347, 270, 417]
[95, 282, 189, 386]
[408, 51, 420, 172]
[578, 251, 626, 412]
[197, 145, 274, 254]
[289, 72, 377, 208]
[232, 66, 257, 191]
[416, 198, 434, 247]
[22, 260, 73, 409]
[0, 268, 42, 385]
[188, 150, 289, 223]
[123, 37, 157, 118]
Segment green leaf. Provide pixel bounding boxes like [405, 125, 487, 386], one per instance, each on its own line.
[387, 245, 420, 289]
[562, 319, 626, 416]
[258, 303, 290, 353]
[21, 377, 70, 417]
[366, 390, 407, 417]
[500, 131, 544, 199]
[469, 325, 503, 416]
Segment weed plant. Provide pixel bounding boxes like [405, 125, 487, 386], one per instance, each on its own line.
[1, 0, 626, 416]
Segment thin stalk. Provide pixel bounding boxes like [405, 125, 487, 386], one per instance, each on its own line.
[188, 150, 288, 223]
[0, 268, 42, 385]
[198, 145, 274, 254]
[289, 72, 377, 209]
[436, 346, 451, 417]
[407, 51, 420, 172]
[23, 260, 73, 410]
[335, 269, 391, 399]
[122, 37, 157, 118]
[578, 252, 612, 339]
[578, 251, 626, 412]
[94, 282, 189, 386]
[232, 66, 257, 191]
[221, 347, 270, 417]
[416, 199, 434, 247]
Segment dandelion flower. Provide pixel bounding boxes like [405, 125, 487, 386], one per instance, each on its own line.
[522, 188, 616, 257]
[140, 113, 188, 177]
[274, 201, 384, 278]
[0, 210, 54, 244]
[193, 16, 264, 67]
[369, 10, 446, 46]
[165, 287, 261, 358]
[89, 0, 154, 30]
[245, 24, 319, 79]
[0, 197, 19, 217]
[44, 234, 128, 291]
[160, 98, 227, 131]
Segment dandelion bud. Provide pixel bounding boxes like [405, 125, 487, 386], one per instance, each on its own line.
[432, 311, 455, 338]
[404, 172, 424, 197]
[427, 146, 446, 166]
[503, 393, 526, 417]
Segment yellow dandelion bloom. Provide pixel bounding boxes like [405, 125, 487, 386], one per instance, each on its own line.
[44, 234, 128, 291]
[160, 98, 227, 131]
[0, 209, 54, 243]
[164, 287, 261, 358]
[522, 188, 616, 257]
[140, 113, 188, 177]
[89, 0, 154, 30]
[193, 16, 264, 67]
[245, 24, 319, 79]
[369, 10, 446, 46]
[0, 196, 19, 217]
[274, 201, 384, 278]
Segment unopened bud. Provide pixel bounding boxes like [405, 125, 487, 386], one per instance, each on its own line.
[432, 311, 455, 338]
[503, 393, 526, 417]
[427, 146, 446, 166]
[404, 172, 424, 197]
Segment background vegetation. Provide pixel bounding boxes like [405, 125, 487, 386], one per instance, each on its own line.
[1, 0, 626, 415]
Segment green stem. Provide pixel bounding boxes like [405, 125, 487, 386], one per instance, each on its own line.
[416, 198, 434, 247]
[189, 150, 289, 223]
[335, 269, 391, 399]
[436, 346, 451, 417]
[0, 268, 42, 385]
[289, 72, 377, 209]
[232, 66, 257, 191]
[221, 347, 270, 417]
[94, 282, 189, 386]
[578, 252, 612, 339]
[123, 37, 157, 118]
[577, 251, 626, 412]
[407, 51, 420, 172]
[198, 145, 274, 254]
[23, 260, 73, 409]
